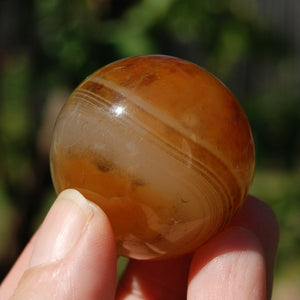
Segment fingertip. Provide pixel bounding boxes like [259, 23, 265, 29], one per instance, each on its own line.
[68, 192, 118, 299]
[243, 195, 280, 245]
[231, 195, 280, 298]
[9, 189, 118, 300]
[188, 226, 266, 300]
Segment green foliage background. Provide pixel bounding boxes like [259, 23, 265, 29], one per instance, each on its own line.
[0, 0, 299, 294]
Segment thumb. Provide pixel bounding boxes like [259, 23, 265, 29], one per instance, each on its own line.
[11, 189, 117, 300]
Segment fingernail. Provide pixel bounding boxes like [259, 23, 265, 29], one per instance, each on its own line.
[30, 189, 94, 268]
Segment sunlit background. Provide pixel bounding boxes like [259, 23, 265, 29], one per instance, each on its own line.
[0, 0, 299, 298]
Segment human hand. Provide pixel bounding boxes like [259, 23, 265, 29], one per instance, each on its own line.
[0, 190, 279, 300]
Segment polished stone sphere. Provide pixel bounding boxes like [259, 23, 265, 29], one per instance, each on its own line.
[50, 55, 255, 260]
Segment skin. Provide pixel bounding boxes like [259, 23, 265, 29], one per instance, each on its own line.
[0, 189, 279, 300]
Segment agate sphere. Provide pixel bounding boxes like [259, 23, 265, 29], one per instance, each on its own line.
[50, 55, 255, 260]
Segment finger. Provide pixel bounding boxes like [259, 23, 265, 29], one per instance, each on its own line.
[4, 189, 117, 300]
[187, 195, 279, 300]
[0, 234, 36, 299]
[229, 195, 280, 297]
[188, 226, 266, 300]
[116, 254, 192, 300]
[116, 195, 279, 300]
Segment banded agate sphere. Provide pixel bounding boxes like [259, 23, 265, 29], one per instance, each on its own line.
[50, 55, 255, 260]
